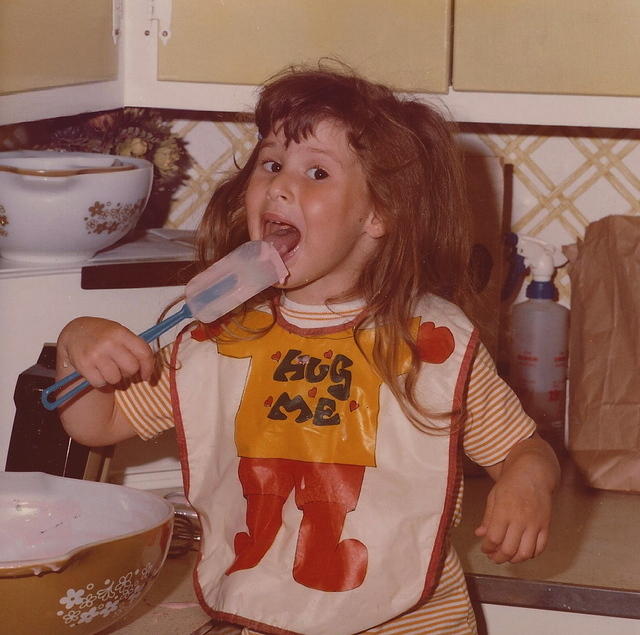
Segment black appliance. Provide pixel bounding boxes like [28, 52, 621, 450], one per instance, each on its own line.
[5, 344, 110, 480]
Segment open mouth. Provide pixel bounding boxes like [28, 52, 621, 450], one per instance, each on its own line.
[263, 221, 301, 258]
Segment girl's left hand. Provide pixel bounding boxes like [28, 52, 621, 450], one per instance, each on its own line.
[475, 434, 560, 564]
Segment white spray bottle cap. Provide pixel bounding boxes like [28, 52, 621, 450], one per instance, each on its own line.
[516, 235, 566, 299]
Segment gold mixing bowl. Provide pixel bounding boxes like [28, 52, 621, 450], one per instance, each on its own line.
[0, 472, 173, 634]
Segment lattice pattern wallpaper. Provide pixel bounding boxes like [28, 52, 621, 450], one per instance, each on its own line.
[166, 118, 640, 306]
[164, 118, 257, 230]
[2, 114, 639, 306]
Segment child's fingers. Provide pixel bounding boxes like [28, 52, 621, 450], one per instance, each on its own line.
[84, 353, 132, 387]
[474, 490, 496, 537]
[478, 518, 510, 560]
[93, 357, 124, 387]
[95, 334, 153, 380]
[110, 345, 153, 382]
[78, 342, 152, 387]
[485, 524, 547, 564]
[103, 349, 145, 385]
[534, 528, 549, 557]
[481, 529, 512, 563]
[138, 354, 156, 382]
[474, 525, 487, 537]
[126, 337, 156, 381]
[79, 366, 109, 389]
[100, 327, 155, 380]
[505, 526, 540, 563]
[478, 510, 532, 563]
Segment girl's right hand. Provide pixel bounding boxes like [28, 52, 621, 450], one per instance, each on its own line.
[57, 317, 155, 388]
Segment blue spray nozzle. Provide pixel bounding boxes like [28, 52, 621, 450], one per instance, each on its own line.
[526, 280, 557, 300]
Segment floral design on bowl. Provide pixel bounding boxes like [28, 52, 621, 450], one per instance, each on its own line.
[56, 562, 159, 629]
[84, 198, 147, 236]
[0, 204, 7, 237]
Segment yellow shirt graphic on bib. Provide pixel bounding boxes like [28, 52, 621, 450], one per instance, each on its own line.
[218, 313, 392, 466]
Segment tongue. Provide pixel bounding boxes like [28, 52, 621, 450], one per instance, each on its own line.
[263, 226, 300, 256]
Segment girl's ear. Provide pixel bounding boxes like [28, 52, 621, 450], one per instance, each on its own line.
[365, 209, 386, 239]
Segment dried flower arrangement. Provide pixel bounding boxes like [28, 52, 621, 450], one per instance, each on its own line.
[35, 108, 191, 227]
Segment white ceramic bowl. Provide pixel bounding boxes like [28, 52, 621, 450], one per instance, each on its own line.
[0, 472, 173, 635]
[0, 150, 153, 264]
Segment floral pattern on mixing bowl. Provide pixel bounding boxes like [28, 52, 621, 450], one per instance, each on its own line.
[56, 562, 157, 628]
[0, 204, 8, 237]
[84, 198, 146, 235]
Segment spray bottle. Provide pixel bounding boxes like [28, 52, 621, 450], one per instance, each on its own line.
[506, 234, 569, 452]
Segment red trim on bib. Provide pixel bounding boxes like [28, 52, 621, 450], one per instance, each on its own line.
[416, 326, 480, 606]
[199, 608, 304, 635]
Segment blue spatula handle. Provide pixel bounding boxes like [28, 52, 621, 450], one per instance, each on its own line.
[40, 304, 192, 411]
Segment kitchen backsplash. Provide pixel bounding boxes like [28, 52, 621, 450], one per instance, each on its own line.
[3, 111, 640, 307]
[459, 123, 640, 306]
[164, 116, 640, 308]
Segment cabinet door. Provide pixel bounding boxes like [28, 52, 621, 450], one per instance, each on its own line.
[158, 0, 451, 93]
[0, 0, 117, 95]
[452, 0, 640, 97]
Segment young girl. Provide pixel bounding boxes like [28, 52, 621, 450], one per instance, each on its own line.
[56, 65, 559, 635]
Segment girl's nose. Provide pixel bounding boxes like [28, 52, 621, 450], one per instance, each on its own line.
[266, 171, 292, 201]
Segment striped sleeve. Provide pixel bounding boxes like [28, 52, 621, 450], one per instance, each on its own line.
[462, 343, 536, 466]
[114, 346, 175, 440]
[363, 546, 476, 635]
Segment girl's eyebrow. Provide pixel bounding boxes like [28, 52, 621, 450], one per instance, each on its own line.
[305, 146, 344, 167]
[258, 138, 346, 168]
[258, 140, 278, 152]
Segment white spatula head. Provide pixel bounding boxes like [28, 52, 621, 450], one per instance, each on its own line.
[185, 240, 288, 323]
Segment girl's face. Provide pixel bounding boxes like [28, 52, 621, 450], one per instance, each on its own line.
[245, 119, 385, 305]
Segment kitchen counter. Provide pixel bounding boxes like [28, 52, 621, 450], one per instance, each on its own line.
[105, 457, 640, 633]
[452, 455, 640, 620]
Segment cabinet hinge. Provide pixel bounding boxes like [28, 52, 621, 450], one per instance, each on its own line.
[147, 0, 173, 45]
[112, 0, 123, 44]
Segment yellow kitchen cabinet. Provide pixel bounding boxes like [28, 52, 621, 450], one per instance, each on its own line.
[452, 0, 640, 97]
[157, 0, 452, 93]
[0, 0, 117, 95]
[4, 0, 640, 128]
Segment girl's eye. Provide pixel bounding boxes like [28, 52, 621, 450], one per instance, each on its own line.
[262, 160, 281, 173]
[306, 167, 329, 180]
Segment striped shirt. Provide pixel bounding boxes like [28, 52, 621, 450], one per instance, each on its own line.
[116, 300, 535, 635]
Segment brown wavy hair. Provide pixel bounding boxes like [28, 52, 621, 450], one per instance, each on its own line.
[194, 63, 475, 430]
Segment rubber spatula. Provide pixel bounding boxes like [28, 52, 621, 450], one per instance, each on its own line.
[41, 240, 288, 411]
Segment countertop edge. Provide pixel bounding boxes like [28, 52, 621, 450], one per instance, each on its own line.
[466, 573, 640, 620]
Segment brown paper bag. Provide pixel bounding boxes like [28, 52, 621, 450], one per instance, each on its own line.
[568, 215, 640, 492]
